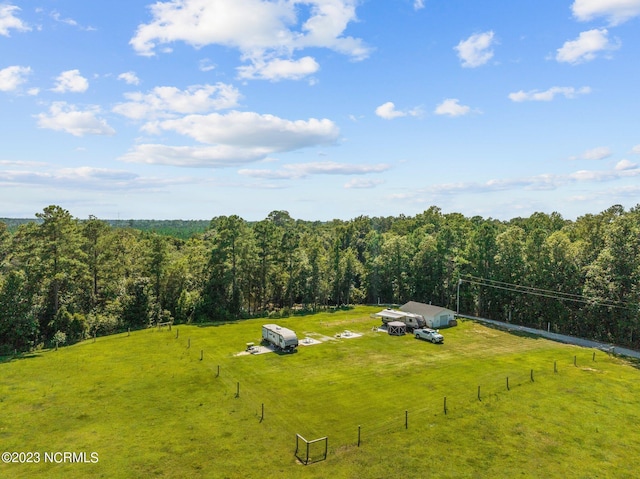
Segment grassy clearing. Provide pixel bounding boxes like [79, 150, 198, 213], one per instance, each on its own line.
[1, 306, 640, 478]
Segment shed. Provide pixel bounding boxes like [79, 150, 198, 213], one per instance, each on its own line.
[387, 321, 406, 336]
[400, 301, 456, 328]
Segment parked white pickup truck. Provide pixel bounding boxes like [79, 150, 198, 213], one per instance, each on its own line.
[414, 328, 444, 343]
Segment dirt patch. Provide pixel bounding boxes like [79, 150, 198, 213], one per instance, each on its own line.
[472, 327, 499, 337]
[579, 367, 603, 373]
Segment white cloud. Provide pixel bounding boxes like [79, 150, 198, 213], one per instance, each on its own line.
[569, 146, 612, 160]
[569, 163, 639, 181]
[119, 144, 272, 167]
[199, 59, 216, 72]
[119, 111, 340, 167]
[50, 10, 95, 31]
[556, 29, 619, 64]
[632, 145, 640, 154]
[389, 163, 640, 206]
[454, 31, 495, 68]
[148, 110, 339, 149]
[615, 159, 638, 170]
[129, 0, 370, 80]
[434, 98, 471, 117]
[0, 164, 193, 191]
[344, 178, 384, 188]
[0, 4, 30, 36]
[414, 0, 425, 10]
[113, 83, 241, 120]
[118, 71, 140, 85]
[36, 102, 115, 137]
[57, 166, 139, 181]
[572, 0, 640, 25]
[375, 102, 403, 119]
[0, 65, 31, 91]
[238, 161, 390, 179]
[52, 69, 89, 93]
[569, 169, 616, 181]
[375, 101, 422, 120]
[237, 56, 319, 81]
[51, 10, 77, 27]
[0, 159, 48, 168]
[509, 86, 591, 102]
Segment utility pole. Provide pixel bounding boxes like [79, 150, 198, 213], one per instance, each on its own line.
[456, 278, 462, 314]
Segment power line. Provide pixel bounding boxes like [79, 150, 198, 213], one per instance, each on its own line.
[460, 275, 635, 311]
[465, 276, 588, 301]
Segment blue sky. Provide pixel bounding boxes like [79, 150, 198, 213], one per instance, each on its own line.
[1, 0, 639, 221]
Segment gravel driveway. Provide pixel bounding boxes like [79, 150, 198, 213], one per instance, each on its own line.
[458, 314, 640, 360]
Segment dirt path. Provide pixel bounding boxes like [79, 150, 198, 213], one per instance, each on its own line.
[458, 314, 640, 360]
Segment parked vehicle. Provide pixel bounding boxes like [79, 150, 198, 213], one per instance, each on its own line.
[262, 324, 299, 352]
[376, 309, 427, 332]
[414, 328, 444, 343]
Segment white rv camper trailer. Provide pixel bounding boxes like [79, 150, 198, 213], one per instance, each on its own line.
[261, 324, 299, 352]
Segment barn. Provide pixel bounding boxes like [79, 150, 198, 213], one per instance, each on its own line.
[400, 301, 456, 329]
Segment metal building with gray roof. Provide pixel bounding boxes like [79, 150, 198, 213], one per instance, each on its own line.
[399, 301, 456, 328]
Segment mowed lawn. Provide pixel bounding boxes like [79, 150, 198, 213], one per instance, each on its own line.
[2, 306, 640, 478]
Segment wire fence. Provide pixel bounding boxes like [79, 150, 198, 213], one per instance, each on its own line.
[149, 327, 617, 463]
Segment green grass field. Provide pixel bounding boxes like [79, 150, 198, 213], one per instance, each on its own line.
[1, 306, 640, 478]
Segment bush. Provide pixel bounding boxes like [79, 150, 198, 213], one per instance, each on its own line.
[52, 330, 66, 347]
[86, 311, 120, 337]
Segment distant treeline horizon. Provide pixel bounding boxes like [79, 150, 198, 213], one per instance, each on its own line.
[1, 204, 639, 354]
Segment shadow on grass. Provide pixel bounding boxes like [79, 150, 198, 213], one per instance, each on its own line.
[619, 355, 640, 371]
[273, 348, 298, 356]
[0, 353, 40, 364]
[505, 329, 547, 341]
[194, 305, 357, 328]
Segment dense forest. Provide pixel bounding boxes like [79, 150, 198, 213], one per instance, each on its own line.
[1, 204, 639, 354]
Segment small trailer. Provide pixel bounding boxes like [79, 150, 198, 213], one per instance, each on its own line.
[262, 324, 299, 352]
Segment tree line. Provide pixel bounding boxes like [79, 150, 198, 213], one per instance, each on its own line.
[0, 204, 638, 354]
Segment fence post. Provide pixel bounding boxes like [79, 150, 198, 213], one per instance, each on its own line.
[554, 361, 557, 373]
[477, 385, 481, 401]
[574, 355, 577, 367]
[358, 425, 361, 447]
[235, 382, 240, 398]
[200, 349, 204, 361]
[176, 328, 179, 339]
[506, 376, 510, 391]
[530, 369, 534, 382]
[444, 396, 447, 415]
[187, 338, 190, 349]
[260, 403, 264, 423]
[216, 365, 220, 377]
[324, 437, 328, 462]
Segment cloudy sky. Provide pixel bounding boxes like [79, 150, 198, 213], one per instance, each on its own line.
[1, 0, 639, 220]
